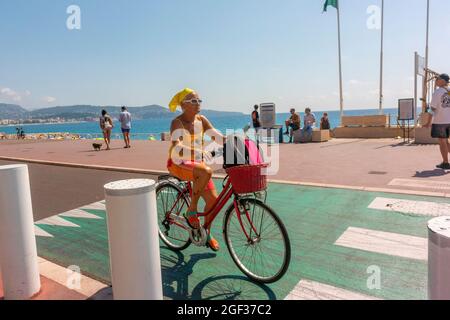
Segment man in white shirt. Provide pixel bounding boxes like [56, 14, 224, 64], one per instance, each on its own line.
[430, 74, 450, 170]
[119, 106, 132, 148]
[303, 108, 316, 137]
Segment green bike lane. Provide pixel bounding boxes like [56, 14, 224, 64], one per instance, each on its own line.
[35, 181, 447, 300]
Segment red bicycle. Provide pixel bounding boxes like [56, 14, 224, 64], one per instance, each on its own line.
[156, 164, 291, 284]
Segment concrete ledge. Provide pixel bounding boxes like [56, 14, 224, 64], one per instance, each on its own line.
[332, 127, 414, 139]
[0, 155, 169, 176]
[293, 130, 312, 143]
[414, 127, 439, 145]
[342, 115, 389, 127]
[312, 130, 330, 142]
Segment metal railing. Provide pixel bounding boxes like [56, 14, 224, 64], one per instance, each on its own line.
[76, 133, 161, 141]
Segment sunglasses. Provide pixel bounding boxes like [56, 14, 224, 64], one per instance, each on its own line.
[183, 99, 203, 105]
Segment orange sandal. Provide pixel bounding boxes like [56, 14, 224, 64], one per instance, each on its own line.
[184, 211, 201, 229]
[206, 234, 220, 252]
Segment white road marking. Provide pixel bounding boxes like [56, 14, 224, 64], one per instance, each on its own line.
[335, 227, 428, 261]
[389, 179, 450, 191]
[60, 209, 103, 220]
[285, 280, 381, 300]
[37, 216, 80, 228]
[80, 201, 105, 211]
[38, 257, 108, 298]
[34, 225, 54, 238]
[368, 197, 450, 217]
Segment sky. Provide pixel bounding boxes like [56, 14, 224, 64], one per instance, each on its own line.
[0, 0, 449, 113]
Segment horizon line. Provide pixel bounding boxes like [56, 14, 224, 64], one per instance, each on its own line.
[1, 102, 399, 114]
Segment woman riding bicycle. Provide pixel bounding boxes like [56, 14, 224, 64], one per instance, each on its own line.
[167, 88, 223, 252]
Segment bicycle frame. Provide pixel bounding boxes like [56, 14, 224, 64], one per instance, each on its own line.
[165, 177, 260, 242]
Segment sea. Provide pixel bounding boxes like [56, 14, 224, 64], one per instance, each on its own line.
[0, 108, 400, 140]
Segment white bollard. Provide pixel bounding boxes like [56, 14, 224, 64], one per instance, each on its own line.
[428, 216, 450, 300]
[104, 179, 163, 300]
[0, 164, 41, 300]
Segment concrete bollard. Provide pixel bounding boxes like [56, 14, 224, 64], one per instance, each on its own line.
[104, 179, 163, 300]
[0, 164, 41, 300]
[428, 216, 450, 300]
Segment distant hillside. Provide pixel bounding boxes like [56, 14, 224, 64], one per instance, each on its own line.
[200, 109, 244, 118]
[0, 103, 29, 119]
[0, 103, 245, 121]
[29, 105, 173, 120]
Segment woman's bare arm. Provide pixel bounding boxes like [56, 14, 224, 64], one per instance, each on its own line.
[200, 115, 224, 143]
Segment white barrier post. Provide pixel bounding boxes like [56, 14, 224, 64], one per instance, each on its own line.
[104, 179, 163, 300]
[428, 216, 450, 300]
[0, 164, 41, 300]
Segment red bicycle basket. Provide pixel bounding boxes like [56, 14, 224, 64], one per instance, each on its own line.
[225, 164, 268, 194]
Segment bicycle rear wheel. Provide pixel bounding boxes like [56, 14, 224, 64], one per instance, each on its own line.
[156, 181, 191, 251]
[223, 198, 291, 284]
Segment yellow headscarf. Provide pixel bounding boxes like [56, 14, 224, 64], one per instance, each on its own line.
[169, 88, 195, 112]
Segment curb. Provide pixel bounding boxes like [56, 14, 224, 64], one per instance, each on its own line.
[1, 156, 448, 199]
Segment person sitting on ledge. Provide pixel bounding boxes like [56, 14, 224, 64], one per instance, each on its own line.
[303, 108, 316, 136]
[284, 108, 301, 142]
[320, 112, 330, 130]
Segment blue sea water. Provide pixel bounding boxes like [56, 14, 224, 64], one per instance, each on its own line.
[0, 108, 400, 140]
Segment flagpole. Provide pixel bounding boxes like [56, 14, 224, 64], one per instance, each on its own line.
[422, 0, 430, 114]
[378, 0, 384, 115]
[337, 2, 344, 125]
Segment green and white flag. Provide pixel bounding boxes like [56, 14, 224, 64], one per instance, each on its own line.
[323, 0, 338, 12]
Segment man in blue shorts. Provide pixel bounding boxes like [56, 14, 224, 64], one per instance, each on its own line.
[119, 106, 132, 148]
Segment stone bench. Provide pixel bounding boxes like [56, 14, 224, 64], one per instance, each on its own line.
[293, 129, 330, 143]
[312, 129, 330, 142]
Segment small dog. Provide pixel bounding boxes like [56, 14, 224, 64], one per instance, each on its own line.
[92, 143, 103, 151]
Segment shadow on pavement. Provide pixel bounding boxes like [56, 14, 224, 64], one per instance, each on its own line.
[161, 248, 276, 300]
[190, 275, 277, 300]
[414, 169, 450, 178]
[89, 247, 276, 300]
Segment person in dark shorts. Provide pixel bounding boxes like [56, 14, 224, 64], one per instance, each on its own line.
[430, 74, 450, 170]
[284, 108, 301, 143]
[252, 105, 261, 131]
[119, 106, 132, 148]
[284, 108, 301, 134]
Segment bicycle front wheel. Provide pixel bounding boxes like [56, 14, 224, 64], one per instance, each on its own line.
[223, 198, 291, 284]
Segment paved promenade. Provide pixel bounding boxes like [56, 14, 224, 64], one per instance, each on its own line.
[0, 138, 448, 196]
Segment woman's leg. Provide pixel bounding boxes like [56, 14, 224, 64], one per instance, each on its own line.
[106, 130, 112, 149]
[202, 188, 220, 250]
[202, 188, 218, 227]
[102, 130, 109, 149]
[187, 163, 213, 215]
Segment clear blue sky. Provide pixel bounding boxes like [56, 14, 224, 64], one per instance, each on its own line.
[0, 0, 449, 112]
